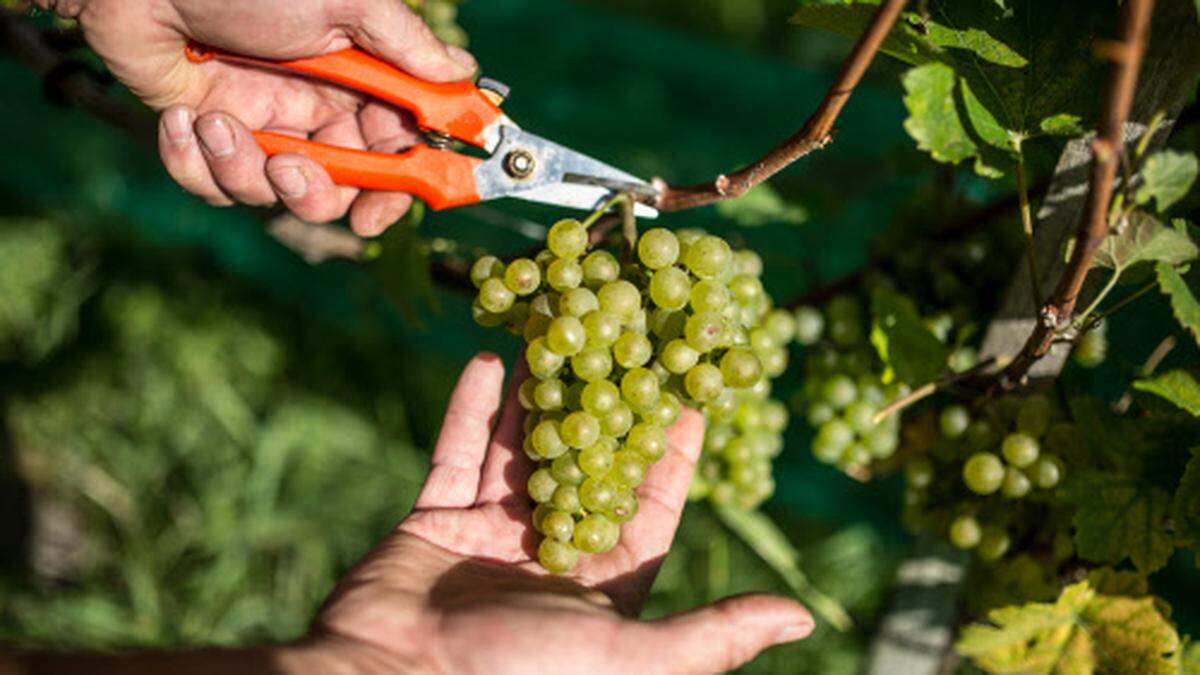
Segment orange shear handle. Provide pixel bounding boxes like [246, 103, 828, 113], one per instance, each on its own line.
[255, 132, 483, 211]
[186, 45, 504, 148]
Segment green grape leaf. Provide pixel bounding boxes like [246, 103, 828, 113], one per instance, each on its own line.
[1157, 261, 1200, 349]
[1137, 150, 1200, 213]
[869, 287, 951, 386]
[1174, 449, 1200, 546]
[1092, 211, 1199, 272]
[1086, 568, 1149, 597]
[1063, 470, 1175, 573]
[1039, 113, 1085, 137]
[957, 581, 1180, 675]
[1183, 635, 1200, 675]
[714, 183, 808, 227]
[901, 63, 977, 166]
[1134, 370, 1200, 417]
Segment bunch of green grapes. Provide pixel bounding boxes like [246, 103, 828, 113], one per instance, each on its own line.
[472, 222, 778, 573]
[904, 394, 1076, 562]
[690, 390, 790, 510]
[791, 296, 905, 474]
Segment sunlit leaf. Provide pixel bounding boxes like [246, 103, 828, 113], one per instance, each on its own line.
[870, 286, 950, 386]
[1134, 370, 1200, 417]
[1137, 150, 1199, 213]
[1063, 470, 1175, 573]
[1157, 261, 1200, 349]
[1092, 211, 1198, 272]
[715, 183, 808, 227]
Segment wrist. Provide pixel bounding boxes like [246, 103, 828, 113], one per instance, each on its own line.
[273, 635, 427, 675]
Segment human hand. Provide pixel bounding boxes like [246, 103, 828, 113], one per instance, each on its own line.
[42, 0, 476, 236]
[281, 353, 813, 675]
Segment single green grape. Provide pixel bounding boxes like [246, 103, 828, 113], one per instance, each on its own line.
[637, 228, 680, 269]
[613, 331, 653, 369]
[571, 348, 613, 383]
[579, 477, 617, 512]
[963, 452, 1005, 495]
[478, 278, 516, 314]
[471, 255, 504, 289]
[864, 425, 898, 459]
[806, 402, 835, 426]
[559, 287, 599, 318]
[1031, 455, 1063, 489]
[646, 392, 681, 428]
[843, 401, 878, 435]
[684, 363, 724, 402]
[722, 437, 753, 464]
[503, 258, 541, 296]
[532, 503, 552, 533]
[719, 347, 763, 389]
[551, 484, 582, 513]
[626, 422, 667, 462]
[546, 258, 583, 291]
[1001, 466, 1031, 498]
[527, 468, 559, 503]
[606, 488, 639, 523]
[471, 302, 505, 329]
[533, 379, 565, 411]
[518, 379, 538, 411]
[530, 419, 568, 459]
[581, 310, 622, 349]
[581, 250, 620, 287]
[600, 403, 635, 437]
[690, 279, 730, 313]
[949, 515, 982, 549]
[649, 309, 687, 341]
[579, 438, 617, 477]
[728, 275, 764, 305]
[684, 235, 732, 279]
[598, 280, 642, 321]
[940, 405, 970, 439]
[906, 458, 934, 489]
[760, 400, 789, 434]
[976, 527, 1010, 561]
[661, 339, 700, 374]
[821, 375, 857, 410]
[540, 510, 575, 543]
[684, 312, 724, 353]
[1001, 433, 1039, 468]
[581, 380, 620, 415]
[649, 267, 691, 311]
[733, 249, 763, 276]
[561, 411, 601, 449]
[523, 312, 551, 342]
[812, 419, 853, 464]
[551, 452, 586, 486]
[538, 538, 578, 573]
[547, 218, 588, 259]
[546, 316, 586, 356]
[763, 309, 796, 344]
[827, 316, 863, 348]
[793, 306, 824, 346]
[841, 443, 872, 468]
[610, 450, 647, 487]
[574, 513, 619, 554]
[621, 367, 661, 412]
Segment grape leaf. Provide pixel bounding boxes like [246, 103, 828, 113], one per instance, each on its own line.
[1157, 261, 1200, 349]
[1134, 370, 1200, 417]
[1092, 211, 1199, 272]
[1137, 150, 1200, 213]
[1063, 469, 1175, 573]
[1086, 568, 1149, 597]
[869, 287, 950, 385]
[957, 581, 1179, 675]
[1175, 449, 1200, 546]
[1184, 636, 1200, 675]
[901, 63, 978, 165]
[714, 184, 808, 227]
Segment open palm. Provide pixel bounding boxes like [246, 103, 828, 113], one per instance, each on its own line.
[309, 354, 813, 675]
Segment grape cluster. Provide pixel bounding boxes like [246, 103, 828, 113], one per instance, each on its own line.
[472, 221, 778, 573]
[792, 296, 905, 473]
[905, 394, 1074, 562]
[691, 389, 791, 510]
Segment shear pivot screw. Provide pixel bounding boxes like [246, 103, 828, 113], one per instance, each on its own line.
[504, 150, 536, 179]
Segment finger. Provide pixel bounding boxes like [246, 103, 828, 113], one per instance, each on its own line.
[158, 106, 232, 206]
[351, 102, 422, 237]
[265, 154, 346, 223]
[638, 594, 813, 674]
[195, 112, 277, 206]
[349, 192, 414, 237]
[475, 359, 532, 505]
[342, 0, 477, 82]
[622, 407, 706, 557]
[414, 353, 507, 510]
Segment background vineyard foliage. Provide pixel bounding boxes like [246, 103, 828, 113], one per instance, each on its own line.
[1, 1, 1200, 674]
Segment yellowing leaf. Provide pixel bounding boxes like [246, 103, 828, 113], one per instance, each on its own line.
[1092, 211, 1198, 272]
[1134, 370, 1200, 417]
[1063, 470, 1175, 573]
[957, 581, 1179, 675]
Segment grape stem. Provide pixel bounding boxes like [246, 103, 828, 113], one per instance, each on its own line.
[1013, 144, 1043, 309]
[987, 0, 1157, 388]
[651, 0, 909, 212]
[872, 357, 999, 425]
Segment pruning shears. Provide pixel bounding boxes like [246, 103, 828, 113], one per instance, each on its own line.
[184, 44, 659, 218]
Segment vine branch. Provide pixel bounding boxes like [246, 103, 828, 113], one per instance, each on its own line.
[993, 0, 1156, 387]
[652, 0, 908, 212]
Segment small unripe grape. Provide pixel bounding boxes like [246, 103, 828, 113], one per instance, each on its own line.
[627, 422, 667, 461]
[685, 235, 733, 279]
[598, 280, 642, 320]
[1001, 433, 1040, 468]
[963, 452, 1005, 495]
[806, 402, 835, 426]
[581, 310, 621, 348]
[478, 278, 516, 314]
[526, 337, 565, 380]
[601, 403, 635, 437]
[551, 452, 586, 486]
[547, 218, 589, 259]
[531, 419, 568, 459]
[940, 405, 970, 439]
[581, 380, 620, 415]
[551, 484, 582, 513]
[1074, 320, 1107, 368]
[559, 287, 599, 317]
[621, 367, 661, 411]
[949, 515, 982, 549]
[538, 538, 578, 573]
[504, 258, 541, 295]
[610, 450, 648, 487]
[690, 280, 730, 313]
[821, 375, 857, 410]
[685, 363, 724, 402]
[733, 249, 763, 276]
[906, 458, 934, 489]
[579, 438, 617, 477]
[749, 328, 776, 355]
[793, 306, 825, 346]
[471, 255, 505, 288]
[581, 250, 620, 287]
[661, 339, 701, 374]
[574, 513, 619, 554]
[579, 477, 617, 512]
[626, 308, 648, 334]
[637, 228, 680, 269]
[571, 348, 613, 382]
[649, 267, 691, 310]
[546, 316, 586, 356]
[646, 392, 681, 427]
[527, 468, 559, 503]
[606, 488, 639, 523]
[684, 312, 725, 353]
[541, 510, 575, 542]
[1031, 455, 1063, 489]
[613, 331, 653, 368]
[843, 401, 877, 435]
[723, 437, 753, 464]
[728, 275, 764, 305]
[720, 347, 763, 389]
[812, 419, 853, 464]
[976, 527, 1010, 561]
[518, 379, 537, 411]
[1016, 395, 1051, 437]
[471, 301, 505, 328]
[533, 379, 566, 411]
[864, 425, 898, 458]
[546, 258, 583, 291]
[561, 411, 601, 449]
[760, 400, 789, 434]
[1001, 466, 1032, 498]
[532, 503, 552, 533]
[763, 309, 796, 344]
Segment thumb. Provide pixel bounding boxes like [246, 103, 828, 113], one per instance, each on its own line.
[642, 594, 814, 674]
[341, 0, 477, 82]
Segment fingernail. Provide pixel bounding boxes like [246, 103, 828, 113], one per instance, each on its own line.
[447, 46, 478, 73]
[774, 622, 814, 644]
[163, 108, 194, 148]
[268, 165, 308, 198]
[197, 116, 235, 159]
